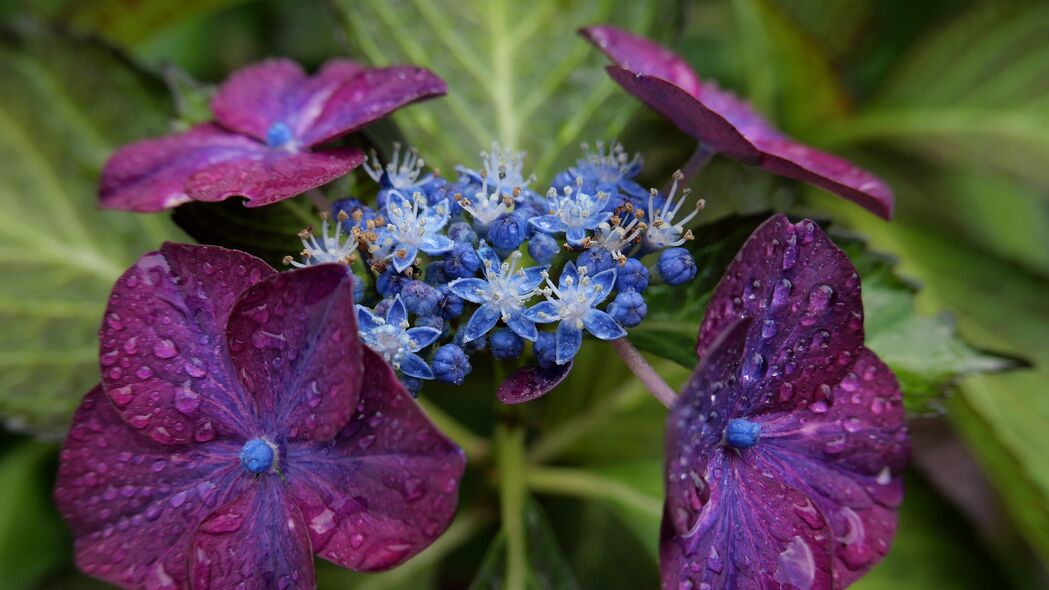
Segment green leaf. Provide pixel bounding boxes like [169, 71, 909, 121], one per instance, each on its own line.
[469, 496, 578, 590]
[0, 441, 67, 589]
[328, 0, 679, 175]
[0, 22, 186, 435]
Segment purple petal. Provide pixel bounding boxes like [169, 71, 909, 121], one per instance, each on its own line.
[497, 361, 574, 405]
[185, 147, 365, 208]
[189, 479, 315, 590]
[287, 349, 465, 571]
[99, 243, 276, 444]
[225, 264, 362, 442]
[300, 65, 447, 147]
[696, 215, 865, 414]
[579, 25, 702, 96]
[99, 123, 266, 212]
[210, 58, 310, 142]
[753, 349, 909, 585]
[55, 386, 244, 590]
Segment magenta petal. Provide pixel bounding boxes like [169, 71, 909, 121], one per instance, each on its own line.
[287, 349, 465, 572]
[100, 243, 276, 444]
[497, 361, 573, 405]
[99, 123, 266, 212]
[185, 147, 365, 208]
[226, 264, 362, 442]
[211, 58, 308, 142]
[605, 66, 761, 163]
[190, 479, 316, 590]
[755, 349, 909, 585]
[55, 386, 245, 590]
[300, 66, 447, 147]
[696, 215, 865, 414]
[580, 26, 702, 96]
[661, 449, 835, 590]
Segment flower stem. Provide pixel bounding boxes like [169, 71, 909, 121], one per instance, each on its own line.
[495, 424, 528, 590]
[680, 143, 715, 184]
[610, 338, 677, 408]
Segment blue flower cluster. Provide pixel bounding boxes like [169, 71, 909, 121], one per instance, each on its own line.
[290, 142, 702, 394]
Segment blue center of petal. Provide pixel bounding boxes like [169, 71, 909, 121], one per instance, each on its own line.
[726, 418, 761, 449]
[239, 438, 276, 474]
[265, 122, 294, 148]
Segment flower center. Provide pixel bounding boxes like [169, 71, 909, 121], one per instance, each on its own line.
[266, 122, 295, 149]
[363, 323, 413, 369]
[240, 437, 277, 474]
[726, 418, 761, 449]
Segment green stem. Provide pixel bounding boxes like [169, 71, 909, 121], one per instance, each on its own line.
[495, 424, 528, 590]
[528, 379, 647, 463]
[417, 398, 490, 462]
[526, 466, 662, 520]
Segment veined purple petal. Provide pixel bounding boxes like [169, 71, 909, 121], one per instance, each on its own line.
[697, 215, 865, 415]
[210, 58, 312, 142]
[55, 386, 245, 590]
[189, 478, 315, 590]
[555, 321, 583, 365]
[497, 361, 573, 405]
[287, 349, 464, 571]
[463, 304, 501, 342]
[99, 123, 266, 212]
[582, 309, 626, 340]
[448, 278, 488, 304]
[99, 243, 276, 444]
[753, 349, 909, 585]
[300, 65, 447, 147]
[580, 25, 702, 96]
[225, 264, 362, 442]
[185, 147, 365, 208]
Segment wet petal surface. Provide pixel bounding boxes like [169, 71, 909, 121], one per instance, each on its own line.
[497, 361, 574, 405]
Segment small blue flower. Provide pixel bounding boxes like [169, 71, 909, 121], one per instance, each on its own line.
[658, 247, 697, 286]
[286, 210, 360, 268]
[432, 344, 472, 385]
[533, 332, 557, 368]
[608, 290, 647, 328]
[362, 144, 437, 209]
[527, 231, 560, 265]
[530, 183, 611, 247]
[487, 212, 528, 253]
[587, 207, 646, 262]
[643, 171, 703, 250]
[575, 248, 616, 276]
[490, 328, 524, 360]
[552, 141, 648, 209]
[448, 245, 545, 342]
[332, 198, 380, 233]
[448, 221, 479, 246]
[373, 191, 453, 272]
[357, 295, 441, 380]
[615, 258, 650, 293]
[525, 262, 626, 365]
[444, 243, 481, 279]
[376, 269, 410, 297]
[400, 280, 442, 316]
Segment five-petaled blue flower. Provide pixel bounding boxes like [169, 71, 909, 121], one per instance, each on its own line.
[357, 295, 441, 379]
[644, 171, 703, 250]
[526, 261, 626, 364]
[553, 140, 648, 208]
[375, 191, 453, 272]
[448, 245, 545, 343]
[530, 183, 611, 247]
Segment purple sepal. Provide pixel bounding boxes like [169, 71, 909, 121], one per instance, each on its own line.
[582, 25, 894, 218]
[497, 361, 574, 405]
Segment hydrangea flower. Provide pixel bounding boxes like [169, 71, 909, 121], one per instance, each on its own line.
[644, 171, 703, 250]
[283, 210, 360, 268]
[55, 243, 464, 589]
[448, 247, 545, 342]
[373, 191, 453, 272]
[526, 262, 626, 364]
[101, 59, 446, 211]
[581, 26, 894, 219]
[552, 140, 648, 208]
[662, 215, 908, 588]
[530, 184, 611, 247]
[357, 295, 442, 380]
[362, 143, 439, 208]
[585, 205, 647, 262]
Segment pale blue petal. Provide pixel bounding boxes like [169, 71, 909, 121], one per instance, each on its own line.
[477, 241, 502, 272]
[462, 304, 501, 342]
[448, 278, 489, 304]
[385, 190, 412, 221]
[517, 266, 547, 293]
[583, 309, 626, 340]
[390, 245, 418, 272]
[589, 268, 618, 303]
[559, 261, 579, 289]
[399, 353, 434, 380]
[529, 215, 569, 234]
[555, 321, 583, 365]
[420, 233, 454, 255]
[524, 301, 560, 324]
[406, 327, 442, 351]
[356, 305, 381, 331]
[566, 226, 587, 247]
[386, 295, 408, 327]
[505, 311, 538, 342]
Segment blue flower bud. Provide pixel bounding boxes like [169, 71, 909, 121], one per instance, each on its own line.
[332, 198, 378, 232]
[658, 247, 697, 286]
[424, 261, 448, 286]
[487, 212, 528, 252]
[614, 258, 649, 293]
[576, 248, 615, 275]
[490, 328, 524, 360]
[376, 269, 410, 297]
[400, 280, 442, 316]
[400, 375, 423, 397]
[373, 297, 395, 318]
[432, 344, 472, 385]
[448, 221, 478, 246]
[527, 232, 560, 265]
[437, 286, 465, 320]
[415, 314, 445, 332]
[444, 243, 481, 279]
[534, 331, 557, 368]
[608, 290, 647, 328]
[454, 329, 486, 354]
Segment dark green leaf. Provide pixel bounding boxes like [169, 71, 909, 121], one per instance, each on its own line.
[0, 442, 67, 590]
[0, 22, 185, 436]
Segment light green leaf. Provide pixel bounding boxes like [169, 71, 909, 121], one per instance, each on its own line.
[0, 22, 185, 435]
[0, 442, 67, 589]
[328, 0, 678, 175]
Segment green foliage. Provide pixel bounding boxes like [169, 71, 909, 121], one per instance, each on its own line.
[328, 0, 680, 175]
[0, 22, 185, 436]
[0, 442, 67, 590]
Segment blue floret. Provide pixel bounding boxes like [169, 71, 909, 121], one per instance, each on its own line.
[658, 247, 697, 286]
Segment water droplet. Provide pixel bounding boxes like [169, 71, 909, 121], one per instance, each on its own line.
[807, 285, 834, 314]
[184, 360, 207, 378]
[174, 384, 201, 416]
[772, 279, 792, 308]
[152, 339, 178, 359]
[350, 533, 365, 548]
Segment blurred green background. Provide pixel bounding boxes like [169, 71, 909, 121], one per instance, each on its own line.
[0, 0, 1047, 588]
